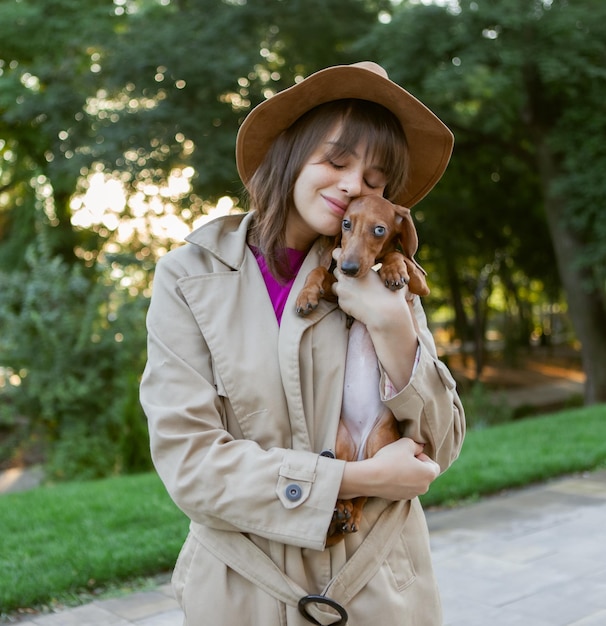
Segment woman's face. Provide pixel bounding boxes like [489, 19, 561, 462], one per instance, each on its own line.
[287, 128, 387, 250]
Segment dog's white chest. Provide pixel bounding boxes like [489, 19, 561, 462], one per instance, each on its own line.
[341, 320, 385, 461]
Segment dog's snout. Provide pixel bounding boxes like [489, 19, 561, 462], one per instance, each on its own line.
[340, 260, 360, 276]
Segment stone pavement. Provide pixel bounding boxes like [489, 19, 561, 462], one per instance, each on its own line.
[8, 470, 606, 625]
[429, 469, 606, 626]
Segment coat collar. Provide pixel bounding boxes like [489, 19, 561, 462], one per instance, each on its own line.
[185, 211, 255, 270]
[184, 210, 339, 339]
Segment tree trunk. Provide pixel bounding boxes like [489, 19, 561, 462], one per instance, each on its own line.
[444, 256, 470, 345]
[536, 141, 606, 404]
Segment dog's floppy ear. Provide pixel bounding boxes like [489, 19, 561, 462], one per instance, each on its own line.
[392, 205, 418, 258]
[393, 204, 430, 296]
[318, 234, 341, 269]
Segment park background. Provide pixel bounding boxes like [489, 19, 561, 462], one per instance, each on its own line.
[1, 0, 605, 618]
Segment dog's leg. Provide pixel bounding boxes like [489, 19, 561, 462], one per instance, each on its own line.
[327, 321, 401, 545]
[326, 420, 359, 546]
[295, 266, 336, 315]
[363, 406, 401, 458]
[327, 495, 367, 546]
[328, 407, 400, 545]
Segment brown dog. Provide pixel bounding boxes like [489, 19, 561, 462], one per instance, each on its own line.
[295, 195, 429, 546]
[295, 195, 429, 316]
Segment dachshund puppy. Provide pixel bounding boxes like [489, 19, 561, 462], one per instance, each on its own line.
[295, 195, 430, 546]
[295, 195, 429, 317]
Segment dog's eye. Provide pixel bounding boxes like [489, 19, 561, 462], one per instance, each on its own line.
[373, 226, 386, 237]
[342, 219, 352, 231]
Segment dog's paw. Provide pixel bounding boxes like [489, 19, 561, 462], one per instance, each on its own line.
[328, 500, 361, 536]
[295, 288, 323, 316]
[379, 262, 409, 291]
[326, 498, 367, 546]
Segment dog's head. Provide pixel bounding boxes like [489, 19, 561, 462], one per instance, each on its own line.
[336, 196, 402, 277]
[337, 195, 425, 274]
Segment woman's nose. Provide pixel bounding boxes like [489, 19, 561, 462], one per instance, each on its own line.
[338, 168, 363, 197]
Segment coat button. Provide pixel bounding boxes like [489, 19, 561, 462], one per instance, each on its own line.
[285, 484, 302, 501]
[320, 449, 335, 458]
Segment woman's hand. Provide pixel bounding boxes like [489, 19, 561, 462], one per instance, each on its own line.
[339, 438, 440, 501]
[370, 438, 441, 500]
[331, 248, 410, 329]
[332, 248, 419, 390]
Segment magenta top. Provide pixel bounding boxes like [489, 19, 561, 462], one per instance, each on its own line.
[250, 246, 308, 324]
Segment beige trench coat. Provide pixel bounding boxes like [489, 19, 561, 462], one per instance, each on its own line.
[140, 211, 465, 626]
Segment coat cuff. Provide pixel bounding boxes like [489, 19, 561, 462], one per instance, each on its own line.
[382, 344, 421, 399]
[275, 449, 345, 548]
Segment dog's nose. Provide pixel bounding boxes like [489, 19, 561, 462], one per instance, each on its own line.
[340, 260, 360, 276]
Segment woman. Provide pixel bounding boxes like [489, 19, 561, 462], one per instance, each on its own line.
[140, 61, 465, 625]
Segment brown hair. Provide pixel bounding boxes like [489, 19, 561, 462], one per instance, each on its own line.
[246, 99, 409, 281]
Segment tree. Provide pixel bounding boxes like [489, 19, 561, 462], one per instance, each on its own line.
[0, 0, 119, 268]
[3, 0, 603, 404]
[0, 0, 393, 473]
[362, 0, 606, 403]
[1, 0, 390, 269]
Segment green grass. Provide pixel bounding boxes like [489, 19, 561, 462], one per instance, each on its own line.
[2, 404, 606, 617]
[421, 403, 606, 507]
[1, 472, 188, 616]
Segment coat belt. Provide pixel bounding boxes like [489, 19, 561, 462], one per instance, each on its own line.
[195, 499, 408, 625]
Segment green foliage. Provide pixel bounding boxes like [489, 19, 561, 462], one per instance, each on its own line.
[459, 382, 514, 429]
[0, 245, 151, 480]
[1, 0, 389, 271]
[0, 0, 119, 268]
[358, 0, 606, 399]
[94, 0, 388, 202]
[551, 89, 606, 291]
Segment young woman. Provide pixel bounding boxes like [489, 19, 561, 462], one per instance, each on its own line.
[140, 62, 465, 625]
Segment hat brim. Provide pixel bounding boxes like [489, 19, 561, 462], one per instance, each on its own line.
[236, 64, 454, 207]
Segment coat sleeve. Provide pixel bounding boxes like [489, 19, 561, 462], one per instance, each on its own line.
[139, 252, 344, 551]
[381, 295, 466, 473]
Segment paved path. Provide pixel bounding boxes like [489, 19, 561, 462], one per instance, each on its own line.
[496, 379, 585, 411]
[429, 469, 606, 626]
[9, 470, 606, 625]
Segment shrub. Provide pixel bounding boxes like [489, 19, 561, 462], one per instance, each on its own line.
[0, 246, 152, 479]
[460, 381, 514, 429]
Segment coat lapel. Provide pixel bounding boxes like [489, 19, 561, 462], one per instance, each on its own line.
[177, 213, 341, 452]
[278, 242, 340, 450]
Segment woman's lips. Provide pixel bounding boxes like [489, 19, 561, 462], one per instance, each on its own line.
[323, 195, 348, 216]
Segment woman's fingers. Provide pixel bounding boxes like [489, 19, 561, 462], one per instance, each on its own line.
[368, 438, 440, 500]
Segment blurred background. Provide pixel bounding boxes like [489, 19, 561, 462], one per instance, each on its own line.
[1, 0, 605, 483]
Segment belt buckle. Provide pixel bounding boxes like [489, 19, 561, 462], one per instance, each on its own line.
[298, 594, 348, 625]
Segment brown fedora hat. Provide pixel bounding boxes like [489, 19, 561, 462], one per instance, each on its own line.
[236, 61, 454, 207]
